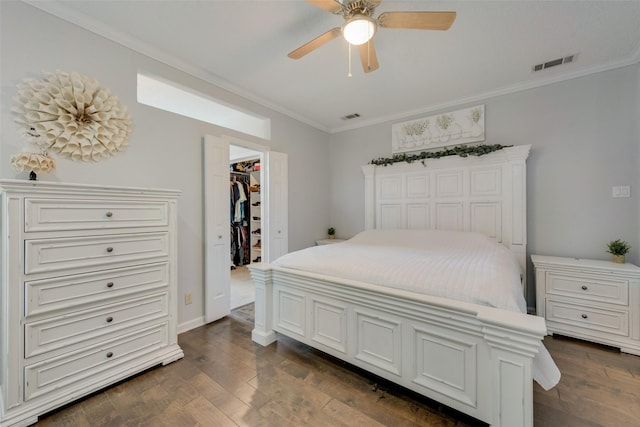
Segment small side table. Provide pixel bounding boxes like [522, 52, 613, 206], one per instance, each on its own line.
[315, 238, 346, 246]
[532, 254, 640, 355]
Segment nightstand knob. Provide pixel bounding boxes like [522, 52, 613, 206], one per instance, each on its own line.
[106, 352, 114, 358]
[581, 314, 588, 319]
[106, 247, 114, 253]
[106, 211, 113, 218]
[581, 285, 588, 290]
[106, 316, 114, 323]
[106, 282, 114, 288]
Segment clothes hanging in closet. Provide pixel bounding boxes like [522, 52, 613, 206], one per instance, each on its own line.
[229, 175, 251, 267]
[230, 222, 248, 266]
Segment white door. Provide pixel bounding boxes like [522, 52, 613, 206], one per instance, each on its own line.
[264, 151, 288, 262]
[203, 135, 230, 323]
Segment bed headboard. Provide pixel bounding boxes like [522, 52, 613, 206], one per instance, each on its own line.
[362, 145, 530, 289]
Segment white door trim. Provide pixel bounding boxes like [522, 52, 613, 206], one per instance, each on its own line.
[203, 134, 284, 323]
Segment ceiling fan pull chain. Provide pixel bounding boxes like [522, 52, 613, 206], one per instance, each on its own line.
[348, 43, 353, 77]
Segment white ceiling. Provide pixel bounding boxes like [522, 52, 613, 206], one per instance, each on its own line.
[27, 0, 640, 133]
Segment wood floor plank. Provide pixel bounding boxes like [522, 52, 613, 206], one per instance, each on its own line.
[322, 398, 387, 427]
[185, 395, 238, 427]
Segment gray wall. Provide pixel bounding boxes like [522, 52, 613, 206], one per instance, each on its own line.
[329, 65, 640, 305]
[0, 1, 332, 327]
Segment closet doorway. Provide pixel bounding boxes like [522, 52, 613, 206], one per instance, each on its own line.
[229, 147, 262, 309]
[203, 135, 288, 323]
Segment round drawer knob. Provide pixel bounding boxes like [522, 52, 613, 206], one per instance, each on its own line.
[106, 247, 114, 253]
[581, 314, 588, 319]
[106, 316, 114, 323]
[106, 211, 113, 218]
[106, 352, 114, 358]
[106, 282, 114, 288]
[581, 285, 588, 290]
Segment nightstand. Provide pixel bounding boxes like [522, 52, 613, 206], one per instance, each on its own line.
[315, 238, 346, 245]
[532, 255, 640, 355]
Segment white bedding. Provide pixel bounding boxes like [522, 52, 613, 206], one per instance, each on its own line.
[273, 229, 561, 390]
[275, 229, 525, 312]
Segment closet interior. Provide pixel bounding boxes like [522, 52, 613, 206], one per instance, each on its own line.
[230, 159, 261, 269]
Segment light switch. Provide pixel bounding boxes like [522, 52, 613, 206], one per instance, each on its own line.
[612, 186, 631, 198]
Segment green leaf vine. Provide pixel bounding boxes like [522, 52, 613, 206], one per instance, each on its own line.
[370, 144, 512, 167]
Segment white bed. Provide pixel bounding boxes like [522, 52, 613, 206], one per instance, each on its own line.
[249, 145, 559, 426]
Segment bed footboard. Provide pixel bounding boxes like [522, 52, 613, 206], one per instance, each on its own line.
[250, 263, 546, 427]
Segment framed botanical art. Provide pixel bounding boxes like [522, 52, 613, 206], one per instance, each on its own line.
[392, 105, 485, 154]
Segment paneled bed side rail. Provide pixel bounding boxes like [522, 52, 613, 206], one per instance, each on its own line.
[249, 263, 546, 427]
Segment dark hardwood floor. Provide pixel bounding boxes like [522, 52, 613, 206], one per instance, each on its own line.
[35, 306, 640, 426]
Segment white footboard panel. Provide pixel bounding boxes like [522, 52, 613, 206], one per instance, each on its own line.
[250, 264, 545, 427]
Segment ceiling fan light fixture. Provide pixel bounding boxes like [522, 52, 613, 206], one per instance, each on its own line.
[342, 14, 376, 45]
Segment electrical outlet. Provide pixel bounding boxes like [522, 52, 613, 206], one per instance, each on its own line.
[184, 293, 192, 305]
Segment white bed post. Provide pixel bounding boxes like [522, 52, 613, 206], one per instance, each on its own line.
[505, 145, 530, 296]
[361, 164, 376, 230]
[484, 322, 542, 427]
[249, 263, 277, 346]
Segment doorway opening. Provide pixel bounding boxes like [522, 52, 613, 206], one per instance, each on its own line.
[204, 135, 289, 324]
[229, 145, 262, 309]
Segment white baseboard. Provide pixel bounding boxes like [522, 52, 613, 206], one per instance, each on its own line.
[177, 316, 205, 334]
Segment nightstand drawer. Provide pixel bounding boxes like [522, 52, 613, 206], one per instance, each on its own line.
[25, 263, 169, 317]
[25, 293, 168, 357]
[25, 198, 169, 232]
[546, 272, 628, 305]
[546, 299, 629, 337]
[25, 232, 169, 275]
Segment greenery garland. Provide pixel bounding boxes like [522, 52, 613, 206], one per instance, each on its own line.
[370, 144, 512, 167]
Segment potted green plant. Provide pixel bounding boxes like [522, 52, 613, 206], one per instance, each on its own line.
[606, 239, 631, 263]
[327, 227, 336, 240]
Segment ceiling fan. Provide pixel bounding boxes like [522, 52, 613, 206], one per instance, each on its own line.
[288, 0, 456, 74]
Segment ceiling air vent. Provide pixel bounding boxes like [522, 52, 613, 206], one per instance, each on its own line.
[532, 54, 577, 73]
[341, 113, 361, 120]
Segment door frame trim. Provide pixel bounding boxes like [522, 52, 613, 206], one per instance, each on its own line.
[203, 134, 270, 323]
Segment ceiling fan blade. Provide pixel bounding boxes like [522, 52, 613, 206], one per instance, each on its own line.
[288, 27, 342, 59]
[305, 0, 341, 13]
[357, 39, 379, 73]
[378, 11, 456, 30]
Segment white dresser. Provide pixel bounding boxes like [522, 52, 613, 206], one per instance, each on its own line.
[0, 180, 183, 427]
[532, 254, 640, 355]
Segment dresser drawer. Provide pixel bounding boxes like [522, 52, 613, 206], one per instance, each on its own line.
[25, 292, 168, 357]
[25, 198, 169, 232]
[24, 324, 168, 401]
[25, 232, 169, 275]
[546, 299, 629, 337]
[546, 272, 628, 306]
[25, 263, 169, 316]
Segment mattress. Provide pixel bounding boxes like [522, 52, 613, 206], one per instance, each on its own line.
[273, 229, 561, 390]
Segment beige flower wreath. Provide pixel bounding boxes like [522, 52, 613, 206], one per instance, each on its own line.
[12, 71, 133, 161]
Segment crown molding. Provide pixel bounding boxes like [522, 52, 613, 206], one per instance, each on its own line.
[21, 0, 331, 135]
[330, 53, 640, 134]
